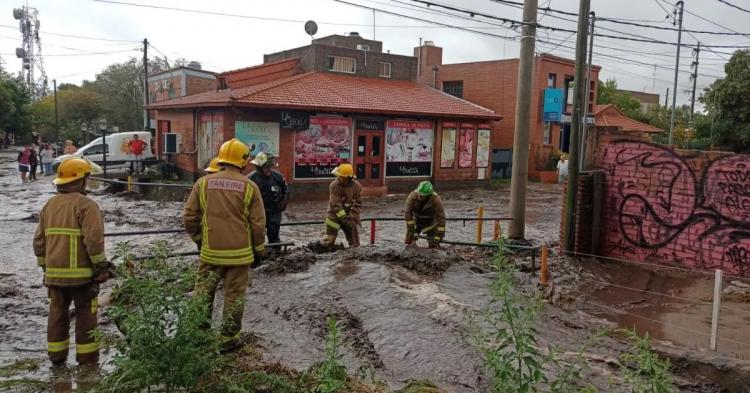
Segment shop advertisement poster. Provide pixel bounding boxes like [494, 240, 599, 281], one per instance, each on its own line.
[441, 122, 457, 168]
[294, 117, 352, 179]
[459, 123, 475, 168]
[476, 127, 491, 168]
[385, 120, 433, 177]
[235, 121, 280, 156]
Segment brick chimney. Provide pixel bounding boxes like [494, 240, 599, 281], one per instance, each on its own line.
[414, 41, 442, 86]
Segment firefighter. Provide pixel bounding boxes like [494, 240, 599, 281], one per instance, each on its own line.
[204, 157, 221, 174]
[33, 158, 111, 365]
[248, 152, 289, 252]
[322, 163, 362, 248]
[183, 138, 266, 347]
[404, 181, 446, 248]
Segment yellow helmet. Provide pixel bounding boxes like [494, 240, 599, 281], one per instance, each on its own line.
[332, 163, 355, 178]
[204, 157, 221, 173]
[53, 158, 100, 185]
[217, 138, 250, 169]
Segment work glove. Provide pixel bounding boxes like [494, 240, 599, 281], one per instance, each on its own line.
[93, 261, 115, 284]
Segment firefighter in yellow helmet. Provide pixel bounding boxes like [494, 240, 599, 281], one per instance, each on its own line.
[33, 158, 111, 365]
[322, 163, 362, 248]
[404, 181, 446, 248]
[203, 157, 221, 174]
[183, 138, 266, 347]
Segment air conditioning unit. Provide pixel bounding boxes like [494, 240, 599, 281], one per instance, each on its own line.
[356, 44, 370, 51]
[161, 80, 169, 89]
[162, 133, 182, 154]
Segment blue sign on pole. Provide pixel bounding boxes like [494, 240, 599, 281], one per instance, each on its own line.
[543, 88, 564, 122]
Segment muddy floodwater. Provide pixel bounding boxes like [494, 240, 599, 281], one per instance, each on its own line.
[1, 150, 748, 392]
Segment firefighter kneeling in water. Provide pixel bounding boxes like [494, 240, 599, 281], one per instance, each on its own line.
[404, 181, 446, 248]
[33, 158, 112, 365]
[183, 138, 266, 348]
[322, 163, 362, 248]
[248, 152, 289, 253]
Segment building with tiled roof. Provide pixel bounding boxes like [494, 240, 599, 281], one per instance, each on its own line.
[147, 34, 501, 194]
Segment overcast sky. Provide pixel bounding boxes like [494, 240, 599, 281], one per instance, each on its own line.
[1, 0, 747, 108]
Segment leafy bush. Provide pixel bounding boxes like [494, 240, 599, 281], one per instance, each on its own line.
[619, 330, 674, 393]
[94, 241, 225, 393]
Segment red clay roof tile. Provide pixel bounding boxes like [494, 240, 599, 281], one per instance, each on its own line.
[594, 104, 663, 133]
[147, 72, 500, 120]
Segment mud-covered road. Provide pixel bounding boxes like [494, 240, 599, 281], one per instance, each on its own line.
[1, 150, 747, 392]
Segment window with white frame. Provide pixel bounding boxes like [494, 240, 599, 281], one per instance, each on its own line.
[378, 62, 392, 78]
[327, 56, 356, 74]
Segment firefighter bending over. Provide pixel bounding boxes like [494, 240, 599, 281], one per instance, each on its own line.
[322, 163, 362, 248]
[183, 138, 266, 347]
[33, 158, 111, 365]
[404, 181, 446, 248]
[249, 152, 289, 253]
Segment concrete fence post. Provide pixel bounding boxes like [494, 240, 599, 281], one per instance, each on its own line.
[710, 269, 723, 351]
[540, 244, 549, 287]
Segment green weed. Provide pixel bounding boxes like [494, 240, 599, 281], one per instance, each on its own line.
[618, 330, 674, 393]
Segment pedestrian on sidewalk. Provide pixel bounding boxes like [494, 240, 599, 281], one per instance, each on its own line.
[40, 144, 55, 176]
[17, 144, 31, 183]
[557, 154, 569, 185]
[63, 140, 77, 155]
[321, 163, 362, 249]
[29, 147, 39, 181]
[183, 138, 266, 349]
[249, 152, 289, 253]
[127, 134, 147, 174]
[33, 158, 110, 365]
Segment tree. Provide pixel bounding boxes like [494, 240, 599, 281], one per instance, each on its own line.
[0, 72, 32, 146]
[31, 85, 103, 144]
[596, 79, 643, 121]
[700, 50, 750, 153]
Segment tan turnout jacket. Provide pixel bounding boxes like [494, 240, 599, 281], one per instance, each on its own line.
[184, 167, 266, 266]
[33, 189, 105, 287]
[405, 191, 446, 234]
[325, 178, 363, 225]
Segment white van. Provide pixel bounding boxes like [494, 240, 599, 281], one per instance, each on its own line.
[53, 131, 156, 173]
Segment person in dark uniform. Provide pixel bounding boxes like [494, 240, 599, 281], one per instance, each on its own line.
[248, 152, 289, 252]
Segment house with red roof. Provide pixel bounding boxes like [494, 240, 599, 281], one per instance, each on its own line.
[147, 33, 500, 194]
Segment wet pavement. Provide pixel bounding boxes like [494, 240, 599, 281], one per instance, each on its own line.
[0, 149, 747, 392]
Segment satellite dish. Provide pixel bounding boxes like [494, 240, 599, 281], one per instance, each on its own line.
[304, 20, 318, 37]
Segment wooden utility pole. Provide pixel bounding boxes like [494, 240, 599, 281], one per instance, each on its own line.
[563, 0, 592, 252]
[508, 0, 539, 239]
[143, 38, 149, 130]
[53, 79, 59, 149]
[689, 43, 700, 125]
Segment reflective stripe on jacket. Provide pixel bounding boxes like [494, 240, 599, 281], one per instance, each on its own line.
[325, 178, 363, 226]
[404, 191, 446, 233]
[184, 167, 266, 266]
[33, 191, 105, 287]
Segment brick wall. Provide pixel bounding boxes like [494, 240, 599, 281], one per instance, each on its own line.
[185, 75, 215, 95]
[593, 139, 750, 276]
[422, 50, 599, 178]
[154, 109, 197, 177]
[265, 44, 417, 81]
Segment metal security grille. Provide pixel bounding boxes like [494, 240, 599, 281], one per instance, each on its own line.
[442, 81, 463, 98]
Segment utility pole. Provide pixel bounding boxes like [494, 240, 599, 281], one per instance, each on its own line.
[508, 0, 538, 240]
[689, 42, 700, 125]
[563, 0, 592, 252]
[53, 79, 59, 150]
[143, 38, 149, 131]
[579, 11, 595, 172]
[668, 0, 684, 145]
[665, 88, 670, 108]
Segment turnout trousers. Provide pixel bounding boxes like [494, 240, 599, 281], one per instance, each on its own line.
[323, 217, 360, 248]
[194, 263, 250, 341]
[47, 283, 99, 364]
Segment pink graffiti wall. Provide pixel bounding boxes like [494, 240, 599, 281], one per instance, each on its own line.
[600, 140, 750, 276]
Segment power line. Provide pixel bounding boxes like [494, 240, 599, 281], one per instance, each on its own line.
[660, 0, 749, 37]
[717, 0, 750, 14]
[0, 24, 140, 42]
[0, 49, 138, 57]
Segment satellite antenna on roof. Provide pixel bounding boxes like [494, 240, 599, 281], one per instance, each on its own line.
[304, 20, 318, 40]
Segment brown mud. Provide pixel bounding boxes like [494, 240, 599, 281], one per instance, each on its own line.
[0, 150, 748, 392]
